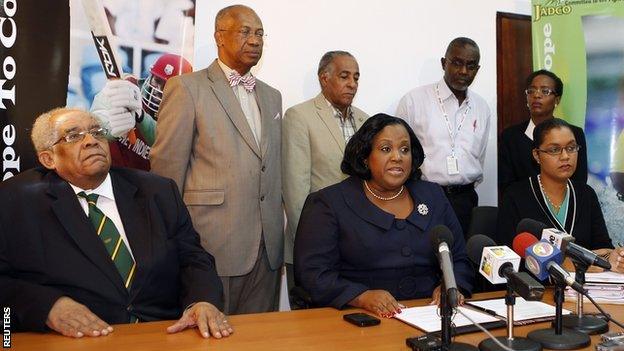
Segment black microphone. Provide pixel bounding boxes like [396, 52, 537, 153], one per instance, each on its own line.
[516, 218, 611, 270]
[429, 225, 458, 308]
[516, 218, 547, 236]
[566, 242, 611, 270]
[466, 234, 544, 301]
[547, 261, 587, 294]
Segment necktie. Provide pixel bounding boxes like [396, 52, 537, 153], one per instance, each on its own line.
[228, 70, 256, 92]
[78, 192, 136, 290]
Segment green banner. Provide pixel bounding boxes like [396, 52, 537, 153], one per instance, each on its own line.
[532, 0, 624, 243]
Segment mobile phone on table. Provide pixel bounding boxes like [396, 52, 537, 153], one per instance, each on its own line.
[343, 312, 381, 327]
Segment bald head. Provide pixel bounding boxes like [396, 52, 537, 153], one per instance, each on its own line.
[215, 5, 260, 31]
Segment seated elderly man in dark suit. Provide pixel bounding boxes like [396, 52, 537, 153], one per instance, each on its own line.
[0, 107, 232, 340]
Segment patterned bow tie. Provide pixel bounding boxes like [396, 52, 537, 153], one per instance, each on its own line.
[228, 71, 256, 92]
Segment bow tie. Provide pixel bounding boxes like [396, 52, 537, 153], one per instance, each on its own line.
[228, 71, 256, 93]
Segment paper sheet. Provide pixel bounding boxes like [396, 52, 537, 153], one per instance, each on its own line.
[574, 271, 624, 284]
[394, 305, 501, 333]
[468, 297, 571, 321]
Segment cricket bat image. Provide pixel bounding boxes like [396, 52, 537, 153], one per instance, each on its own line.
[81, 0, 137, 143]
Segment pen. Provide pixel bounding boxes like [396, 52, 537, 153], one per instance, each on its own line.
[464, 302, 498, 317]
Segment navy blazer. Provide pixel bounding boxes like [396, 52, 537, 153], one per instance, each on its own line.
[0, 167, 223, 331]
[294, 176, 473, 309]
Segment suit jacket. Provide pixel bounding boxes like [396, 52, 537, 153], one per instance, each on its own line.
[498, 119, 588, 193]
[0, 168, 223, 332]
[282, 93, 368, 264]
[294, 176, 474, 309]
[151, 60, 284, 276]
[496, 176, 613, 250]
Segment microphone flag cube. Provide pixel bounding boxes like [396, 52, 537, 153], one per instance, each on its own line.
[479, 246, 520, 284]
[525, 240, 563, 281]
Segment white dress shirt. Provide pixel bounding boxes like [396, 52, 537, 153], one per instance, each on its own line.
[70, 174, 134, 259]
[525, 118, 536, 140]
[396, 78, 491, 186]
[218, 59, 262, 145]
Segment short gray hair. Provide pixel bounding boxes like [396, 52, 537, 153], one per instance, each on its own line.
[31, 107, 90, 152]
[317, 50, 354, 76]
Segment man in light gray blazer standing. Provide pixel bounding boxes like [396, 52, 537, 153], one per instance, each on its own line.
[282, 51, 368, 301]
[151, 5, 283, 314]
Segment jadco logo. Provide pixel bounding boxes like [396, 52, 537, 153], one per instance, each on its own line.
[533, 0, 572, 22]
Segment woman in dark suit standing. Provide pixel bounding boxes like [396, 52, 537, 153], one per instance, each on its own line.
[496, 118, 624, 271]
[498, 70, 588, 193]
[294, 114, 473, 318]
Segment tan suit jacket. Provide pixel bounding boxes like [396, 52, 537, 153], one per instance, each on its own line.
[151, 60, 283, 276]
[282, 93, 368, 264]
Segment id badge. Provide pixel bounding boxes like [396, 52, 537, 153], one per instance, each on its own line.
[446, 155, 459, 175]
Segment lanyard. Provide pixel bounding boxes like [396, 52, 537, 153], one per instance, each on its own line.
[435, 84, 471, 156]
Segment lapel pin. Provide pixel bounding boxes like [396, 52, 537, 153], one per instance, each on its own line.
[417, 203, 429, 216]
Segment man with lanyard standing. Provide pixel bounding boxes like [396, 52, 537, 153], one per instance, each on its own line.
[396, 37, 491, 238]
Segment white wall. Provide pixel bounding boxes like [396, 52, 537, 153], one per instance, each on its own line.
[193, 0, 531, 311]
[194, 0, 531, 206]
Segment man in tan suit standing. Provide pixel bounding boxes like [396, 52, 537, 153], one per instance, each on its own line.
[282, 51, 368, 300]
[151, 5, 283, 314]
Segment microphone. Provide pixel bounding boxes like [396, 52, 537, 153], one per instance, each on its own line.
[524, 241, 564, 281]
[547, 261, 586, 294]
[565, 242, 611, 270]
[517, 218, 611, 270]
[429, 225, 458, 308]
[516, 217, 547, 236]
[512, 232, 538, 258]
[467, 235, 544, 301]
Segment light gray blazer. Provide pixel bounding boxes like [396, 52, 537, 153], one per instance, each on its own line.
[282, 93, 368, 264]
[151, 60, 283, 276]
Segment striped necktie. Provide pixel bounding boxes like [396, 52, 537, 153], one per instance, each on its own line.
[78, 192, 136, 290]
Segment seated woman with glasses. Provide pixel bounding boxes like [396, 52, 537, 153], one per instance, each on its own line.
[496, 119, 620, 267]
[294, 114, 473, 318]
[498, 70, 588, 193]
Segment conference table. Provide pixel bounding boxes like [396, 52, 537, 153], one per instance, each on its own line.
[12, 290, 622, 350]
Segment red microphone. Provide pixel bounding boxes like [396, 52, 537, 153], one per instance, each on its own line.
[512, 232, 539, 258]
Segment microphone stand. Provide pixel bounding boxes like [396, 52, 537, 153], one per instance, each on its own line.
[440, 281, 477, 351]
[479, 285, 541, 351]
[560, 261, 608, 334]
[527, 284, 590, 349]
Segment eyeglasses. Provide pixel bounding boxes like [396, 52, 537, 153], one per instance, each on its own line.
[53, 127, 109, 146]
[217, 28, 266, 40]
[536, 144, 581, 156]
[525, 88, 557, 96]
[447, 58, 479, 71]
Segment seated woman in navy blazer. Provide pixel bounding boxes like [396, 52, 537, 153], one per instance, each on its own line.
[294, 113, 473, 318]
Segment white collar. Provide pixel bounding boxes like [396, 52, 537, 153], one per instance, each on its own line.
[69, 173, 115, 201]
[438, 78, 471, 106]
[217, 59, 252, 79]
[525, 118, 536, 140]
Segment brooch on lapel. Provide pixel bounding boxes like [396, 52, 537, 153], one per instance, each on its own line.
[417, 203, 429, 216]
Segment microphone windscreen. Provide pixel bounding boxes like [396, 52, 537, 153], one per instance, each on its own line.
[512, 232, 539, 258]
[466, 234, 496, 265]
[429, 225, 454, 250]
[516, 218, 547, 236]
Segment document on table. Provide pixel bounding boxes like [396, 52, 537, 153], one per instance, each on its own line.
[573, 271, 624, 284]
[467, 297, 571, 322]
[394, 305, 501, 333]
